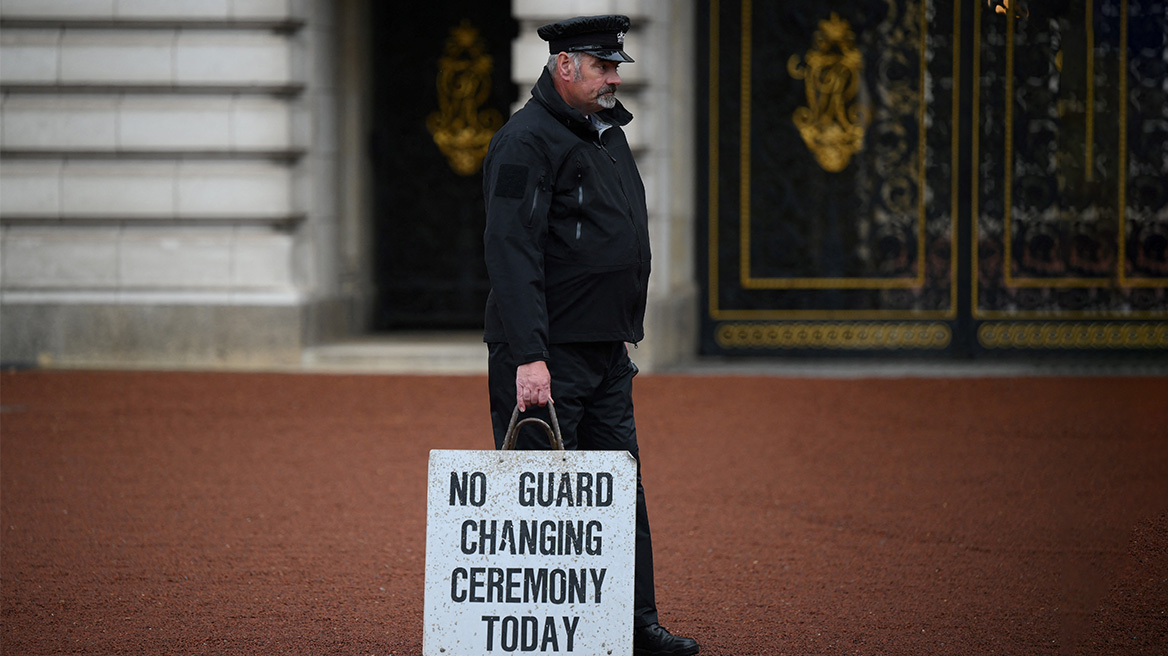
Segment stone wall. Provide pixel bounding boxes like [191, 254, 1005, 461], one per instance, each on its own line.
[0, 0, 699, 371]
[0, 0, 342, 368]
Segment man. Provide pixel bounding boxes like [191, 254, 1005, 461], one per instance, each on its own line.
[481, 14, 700, 656]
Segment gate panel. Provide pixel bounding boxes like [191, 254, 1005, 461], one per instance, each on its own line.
[973, 0, 1168, 351]
[699, 0, 1168, 356]
[699, 0, 960, 355]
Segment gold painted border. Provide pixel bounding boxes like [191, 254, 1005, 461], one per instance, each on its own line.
[1085, 0, 1094, 183]
[972, 0, 983, 317]
[1112, 3, 1160, 288]
[717, 322, 952, 350]
[978, 321, 1168, 348]
[707, 0, 959, 321]
[708, 0, 721, 317]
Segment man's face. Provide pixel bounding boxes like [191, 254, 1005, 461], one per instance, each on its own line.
[563, 53, 622, 114]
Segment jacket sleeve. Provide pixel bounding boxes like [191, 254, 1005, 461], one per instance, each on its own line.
[482, 134, 552, 364]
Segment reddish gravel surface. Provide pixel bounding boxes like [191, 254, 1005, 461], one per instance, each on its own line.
[2, 370, 1166, 655]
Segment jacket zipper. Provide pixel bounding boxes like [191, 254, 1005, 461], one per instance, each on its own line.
[595, 137, 635, 238]
[528, 174, 544, 223]
[595, 133, 646, 308]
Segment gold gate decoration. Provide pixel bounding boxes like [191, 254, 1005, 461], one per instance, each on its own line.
[427, 20, 503, 176]
[787, 13, 870, 172]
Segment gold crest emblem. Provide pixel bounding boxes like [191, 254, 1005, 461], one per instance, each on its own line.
[787, 13, 870, 172]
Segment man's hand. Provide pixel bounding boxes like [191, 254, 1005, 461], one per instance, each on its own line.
[515, 361, 552, 411]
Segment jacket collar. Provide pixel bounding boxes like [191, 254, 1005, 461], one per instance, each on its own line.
[530, 68, 633, 131]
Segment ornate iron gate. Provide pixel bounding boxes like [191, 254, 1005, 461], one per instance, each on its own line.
[369, 3, 516, 329]
[698, 0, 1168, 356]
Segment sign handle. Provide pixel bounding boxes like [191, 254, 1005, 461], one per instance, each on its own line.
[501, 404, 565, 451]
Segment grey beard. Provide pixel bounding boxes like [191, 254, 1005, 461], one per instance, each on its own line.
[596, 92, 616, 109]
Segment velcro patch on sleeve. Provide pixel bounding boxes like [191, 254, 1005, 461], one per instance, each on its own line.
[494, 164, 529, 199]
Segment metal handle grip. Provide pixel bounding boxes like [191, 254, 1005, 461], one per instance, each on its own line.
[501, 404, 564, 451]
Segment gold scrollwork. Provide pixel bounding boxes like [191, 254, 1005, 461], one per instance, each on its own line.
[978, 322, 1168, 349]
[427, 20, 504, 176]
[716, 322, 951, 349]
[787, 13, 871, 172]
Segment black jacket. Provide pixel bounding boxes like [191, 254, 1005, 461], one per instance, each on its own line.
[482, 69, 651, 363]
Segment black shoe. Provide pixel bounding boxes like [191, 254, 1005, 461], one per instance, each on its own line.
[633, 623, 699, 656]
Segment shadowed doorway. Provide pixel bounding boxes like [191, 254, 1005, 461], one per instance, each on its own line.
[368, 3, 517, 330]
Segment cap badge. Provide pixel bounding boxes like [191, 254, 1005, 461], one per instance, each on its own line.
[616, 31, 625, 45]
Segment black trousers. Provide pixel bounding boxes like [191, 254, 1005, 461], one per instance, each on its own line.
[488, 341, 660, 629]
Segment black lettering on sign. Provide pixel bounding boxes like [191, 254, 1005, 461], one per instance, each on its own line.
[451, 567, 468, 602]
[563, 616, 579, 652]
[586, 520, 603, 554]
[596, 472, 612, 506]
[506, 566, 522, 602]
[480, 615, 580, 652]
[517, 471, 615, 507]
[449, 471, 487, 506]
[519, 519, 537, 553]
[460, 520, 476, 555]
[469, 567, 486, 602]
[454, 567, 608, 604]
[460, 519, 604, 556]
[482, 615, 499, 650]
[590, 568, 606, 603]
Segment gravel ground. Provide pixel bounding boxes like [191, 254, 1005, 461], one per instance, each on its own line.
[2, 370, 1166, 655]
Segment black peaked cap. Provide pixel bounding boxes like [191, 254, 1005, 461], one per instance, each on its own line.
[537, 14, 634, 63]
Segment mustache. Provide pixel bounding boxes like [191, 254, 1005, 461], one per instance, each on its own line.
[598, 85, 618, 96]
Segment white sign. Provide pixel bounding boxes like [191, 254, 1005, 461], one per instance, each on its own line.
[424, 449, 637, 656]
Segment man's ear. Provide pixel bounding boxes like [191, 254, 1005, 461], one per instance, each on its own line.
[555, 52, 575, 81]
